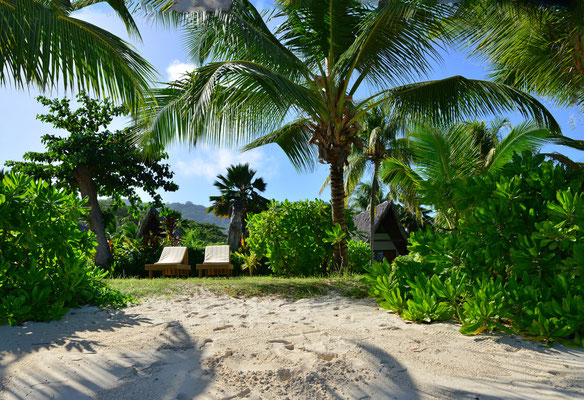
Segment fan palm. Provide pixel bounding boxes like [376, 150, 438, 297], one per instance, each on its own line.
[380, 120, 552, 227]
[207, 163, 268, 251]
[139, 0, 558, 270]
[0, 0, 156, 110]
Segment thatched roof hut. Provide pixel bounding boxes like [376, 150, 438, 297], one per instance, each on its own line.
[353, 200, 409, 262]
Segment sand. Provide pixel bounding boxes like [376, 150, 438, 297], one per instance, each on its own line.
[1, 292, 583, 400]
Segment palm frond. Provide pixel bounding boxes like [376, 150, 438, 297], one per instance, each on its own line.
[367, 76, 560, 131]
[486, 121, 551, 171]
[0, 0, 157, 111]
[138, 60, 324, 149]
[242, 118, 317, 172]
[72, 0, 141, 40]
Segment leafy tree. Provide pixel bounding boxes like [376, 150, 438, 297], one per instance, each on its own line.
[0, 0, 156, 110]
[6, 93, 178, 266]
[207, 163, 268, 251]
[139, 0, 557, 270]
[380, 120, 552, 226]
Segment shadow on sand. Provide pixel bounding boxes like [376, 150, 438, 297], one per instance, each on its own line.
[0, 306, 208, 399]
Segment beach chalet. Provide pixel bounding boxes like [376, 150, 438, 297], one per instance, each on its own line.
[353, 200, 409, 262]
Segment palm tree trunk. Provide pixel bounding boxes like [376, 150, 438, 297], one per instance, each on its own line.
[370, 163, 378, 263]
[73, 164, 113, 267]
[329, 164, 349, 272]
[228, 199, 245, 252]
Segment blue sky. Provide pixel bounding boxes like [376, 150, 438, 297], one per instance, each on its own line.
[1, 2, 582, 207]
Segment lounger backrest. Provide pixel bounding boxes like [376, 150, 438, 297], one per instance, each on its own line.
[158, 246, 188, 264]
[204, 245, 230, 263]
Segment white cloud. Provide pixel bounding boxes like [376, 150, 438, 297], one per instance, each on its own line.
[166, 60, 196, 81]
[174, 146, 279, 182]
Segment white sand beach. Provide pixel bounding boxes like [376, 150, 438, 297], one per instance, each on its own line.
[1, 293, 583, 400]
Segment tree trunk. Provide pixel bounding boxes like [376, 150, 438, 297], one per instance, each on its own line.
[329, 164, 349, 272]
[228, 199, 245, 252]
[73, 164, 112, 267]
[370, 163, 378, 263]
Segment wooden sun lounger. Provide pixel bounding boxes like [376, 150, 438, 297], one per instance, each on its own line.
[196, 245, 233, 277]
[145, 246, 191, 278]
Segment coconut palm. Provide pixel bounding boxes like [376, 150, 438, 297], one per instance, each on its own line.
[340, 106, 410, 258]
[0, 0, 156, 110]
[380, 120, 552, 227]
[349, 181, 385, 213]
[453, 0, 584, 112]
[139, 0, 558, 270]
[208, 163, 268, 251]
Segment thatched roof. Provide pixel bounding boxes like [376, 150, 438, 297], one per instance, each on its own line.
[137, 207, 161, 239]
[353, 200, 408, 245]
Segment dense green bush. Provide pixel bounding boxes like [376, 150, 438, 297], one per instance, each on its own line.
[364, 153, 584, 346]
[347, 239, 372, 273]
[246, 200, 356, 276]
[0, 173, 130, 326]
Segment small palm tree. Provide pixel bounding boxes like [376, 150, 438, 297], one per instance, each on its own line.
[380, 120, 551, 227]
[140, 0, 557, 270]
[208, 163, 268, 251]
[1, 0, 156, 110]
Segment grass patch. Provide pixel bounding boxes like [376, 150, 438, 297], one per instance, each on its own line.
[105, 275, 368, 300]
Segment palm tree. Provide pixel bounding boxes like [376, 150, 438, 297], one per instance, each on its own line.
[139, 0, 557, 270]
[349, 181, 385, 213]
[208, 163, 268, 251]
[453, 1, 584, 112]
[0, 0, 156, 110]
[342, 106, 410, 258]
[380, 120, 551, 227]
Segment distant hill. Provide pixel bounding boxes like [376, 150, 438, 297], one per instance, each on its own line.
[166, 201, 230, 230]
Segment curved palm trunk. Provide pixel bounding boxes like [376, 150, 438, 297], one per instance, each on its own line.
[228, 199, 245, 251]
[370, 163, 378, 263]
[73, 164, 112, 267]
[329, 164, 349, 272]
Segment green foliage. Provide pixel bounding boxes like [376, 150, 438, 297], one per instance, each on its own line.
[364, 153, 584, 346]
[246, 200, 356, 276]
[233, 250, 259, 277]
[0, 173, 130, 326]
[6, 93, 178, 207]
[346, 239, 371, 273]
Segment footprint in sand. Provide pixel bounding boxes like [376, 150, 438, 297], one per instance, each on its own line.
[214, 324, 233, 331]
[268, 339, 295, 350]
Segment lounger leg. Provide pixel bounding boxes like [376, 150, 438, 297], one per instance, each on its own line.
[149, 270, 153, 279]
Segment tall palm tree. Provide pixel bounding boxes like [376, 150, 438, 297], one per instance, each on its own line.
[380, 120, 551, 227]
[139, 0, 557, 270]
[208, 163, 268, 251]
[0, 0, 156, 110]
[342, 106, 409, 258]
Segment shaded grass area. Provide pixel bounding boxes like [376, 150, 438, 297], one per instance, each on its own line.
[106, 275, 368, 300]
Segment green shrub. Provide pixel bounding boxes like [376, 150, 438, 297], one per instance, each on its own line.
[346, 239, 371, 273]
[0, 173, 130, 326]
[363, 153, 584, 346]
[246, 199, 356, 276]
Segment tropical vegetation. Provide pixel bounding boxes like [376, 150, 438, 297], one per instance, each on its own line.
[364, 152, 584, 346]
[0, 0, 156, 110]
[7, 94, 178, 266]
[207, 163, 268, 251]
[137, 0, 557, 271]
[0, 173, 130, 326]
